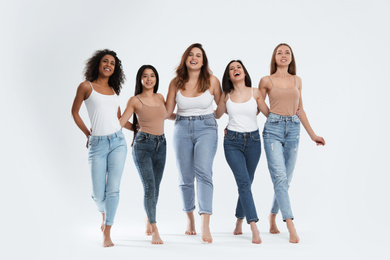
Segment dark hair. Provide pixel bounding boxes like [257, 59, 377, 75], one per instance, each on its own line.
[222, 60, 252, 93]
[131, 65, 159, 146]
[84, 49, 125, 95]
[174, 43, 212, 92]
[270, 43, 296, 75]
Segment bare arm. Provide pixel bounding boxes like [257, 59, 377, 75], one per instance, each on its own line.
[215, 92, 228, 119]
[71, 82, 91, 138]
[165, 79, 177, 120]
[210, 75, 222, 105]
[296, 77, 325, 146]
[254, 88, 269, 117]
[119, 97, 137, 128]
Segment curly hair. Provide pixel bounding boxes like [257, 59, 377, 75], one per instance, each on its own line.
[270, 43, 296, 75]
[131, 65, 159, 146]
[222, 60, 252, 93]
[174, 43, 212, 93]
[84, 49, 125, 95]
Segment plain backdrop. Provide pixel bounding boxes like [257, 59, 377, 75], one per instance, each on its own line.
[1, 0, 389, 259]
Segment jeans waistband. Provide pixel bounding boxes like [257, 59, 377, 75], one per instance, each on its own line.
[268, 112, 299, 121]
[226, 129, 259, 137]
[176, 113, 215, 121]
[90, 129, 123, 140]
[137, 131, 166, 140]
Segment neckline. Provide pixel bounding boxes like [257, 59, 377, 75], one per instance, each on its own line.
[178, 89, 210, 98]
[228, 96, 254, 104]
[137, 95, 163, 108]
[90, 81, 116, 96]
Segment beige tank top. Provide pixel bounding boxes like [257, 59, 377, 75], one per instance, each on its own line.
[268, 76, 300, 116]
[136, 96, 166, 136]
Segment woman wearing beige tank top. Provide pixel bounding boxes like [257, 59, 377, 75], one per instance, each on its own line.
[259, 43, 325, 243]
[120, 65, 168, 245]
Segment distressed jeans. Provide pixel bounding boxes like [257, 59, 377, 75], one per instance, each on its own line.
[224, 129, 261, 223]
[132, 132, 166, 224]
[263, 113, 300, 221]
[88, 130, 127, 226]
[173, 113, 218, 215]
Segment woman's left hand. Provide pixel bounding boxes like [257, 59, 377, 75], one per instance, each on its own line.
[312, 135, 325, 146]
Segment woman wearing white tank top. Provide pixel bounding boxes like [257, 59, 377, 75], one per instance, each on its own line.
[71, 49, 129, 247]
[166, 43, 221, 243]
[215, 60, 269, 244]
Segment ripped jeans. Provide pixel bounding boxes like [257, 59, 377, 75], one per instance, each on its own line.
[263, 113, 300, 221]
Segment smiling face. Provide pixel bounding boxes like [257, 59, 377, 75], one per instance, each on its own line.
[186, 47, 203, 70]
[275, 45, 292, 67]
[141, 68, 156, 90]
[98, 54, 115, 77]
[229, 61, 245, 82]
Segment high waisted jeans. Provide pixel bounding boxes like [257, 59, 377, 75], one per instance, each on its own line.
[88, 130, 127, 226]
[173, 113, 218, 215]
[224, 129, 261, 223]
[263, 113, 300, 221]
[132, 132, 166, 224]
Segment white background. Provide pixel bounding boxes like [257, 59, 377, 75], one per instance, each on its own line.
[1, 0, 389, 259]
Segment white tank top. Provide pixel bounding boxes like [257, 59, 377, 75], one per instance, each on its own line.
[176, 89, 214, 116]
[84, 82, 121, 136]
[226, 88, 258, 132]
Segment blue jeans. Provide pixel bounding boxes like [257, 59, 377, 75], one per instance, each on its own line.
[173, 113, 218, 215]
[263, 113, 300, 221]
[224, 129, 261, 223]
[88, 130, 127, 226]
[132, 132, 166, 224]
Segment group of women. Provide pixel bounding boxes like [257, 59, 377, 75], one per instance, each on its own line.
[71, 43, 325, 247]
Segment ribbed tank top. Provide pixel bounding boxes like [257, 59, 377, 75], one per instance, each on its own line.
[268, 76, 300, 116]
[84, 82, 121, 136]
[136, 96, 166, 136]
[226, 88, 258, 132]
[176, 89, 214, 116]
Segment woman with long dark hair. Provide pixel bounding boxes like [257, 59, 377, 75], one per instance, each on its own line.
[166, 43, 221, 243]
[259, 43, 325, 243]
[215, 60, 269, 244]
[120, 65, 167, 244]
[71, 49, 128, 247]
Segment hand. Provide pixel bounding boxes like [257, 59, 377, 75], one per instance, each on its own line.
[312, 135, 325, 146]
[224, 126, 227, 137]
[86, 137, 89, 148]
[296, 108, 301, 118]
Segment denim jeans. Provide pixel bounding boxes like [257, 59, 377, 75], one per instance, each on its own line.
[88, 130, 127, 226]
[173, 113, 218, 215]
[132, 132, 166, 224]
[224, 129, 261, 223]
[263, 113, 300, 221]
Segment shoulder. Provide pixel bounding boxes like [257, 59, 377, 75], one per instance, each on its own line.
[157, 93, 165, 102]
[221, 91, 229, 103]
[78, 81, 92, 91]
[128, 95, 141, 106]
[168, 78, 179, 91]
[294, 75, 302, 88]
[210, 75, 220, 86]
[259, 76, 271, 87]
[253, 87, 262, 97]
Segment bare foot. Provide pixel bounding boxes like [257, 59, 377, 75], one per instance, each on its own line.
[201, 214, 212, 243]
[233, 218, 243, 235]
[102, 225, 114, 247]
[150, 224, 163, 245]
[286, 219, 300, 243]
[250, 222, 262, 244]
[269, 213, 280, 234]
[101, 213, 105, 232]
[145, 217, 152, 236]
[185, 212, 197, 235]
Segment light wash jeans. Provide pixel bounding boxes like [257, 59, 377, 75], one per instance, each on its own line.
[173, 113, 218, 215]
[132, 132, 166, 224]
[224, 129, 261, 223]
[88, 130, 127, 226]
[263, 113, 300, 221]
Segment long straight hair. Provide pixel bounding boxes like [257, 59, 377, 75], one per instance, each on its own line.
[222, 60, 251, 93]
[270, 43, 296, 75]
[174, 43, 212, 92]
[131, 65, 159, 146]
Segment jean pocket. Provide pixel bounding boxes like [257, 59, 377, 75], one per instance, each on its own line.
[88, 138, 98, 147]
[202, 118, 217, 127]
[251, 133, 261, 141]
[293, 116, 301, 124]
[266, 118, 281, 124]
[135, 134, 148, 143]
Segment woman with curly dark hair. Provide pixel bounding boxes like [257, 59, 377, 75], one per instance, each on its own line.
[71, 49, 129, 247]
[166, 43, 221, 243]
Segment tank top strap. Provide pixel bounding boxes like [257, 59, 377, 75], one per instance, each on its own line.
[136, 95, 144, 105]
[251, 87, 254, 97]
[268, 76, 275, 88]
[89, 81, 94, 90]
